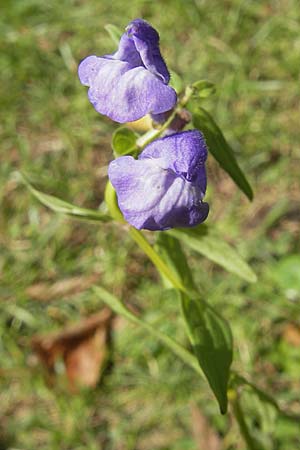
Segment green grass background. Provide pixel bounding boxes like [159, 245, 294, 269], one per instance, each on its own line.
[1, 0, 300, 448]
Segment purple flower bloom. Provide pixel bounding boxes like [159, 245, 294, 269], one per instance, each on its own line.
[108, 130, 209, 230]
[78, 19, 177, 123]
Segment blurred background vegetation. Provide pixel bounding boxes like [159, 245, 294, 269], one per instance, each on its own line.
[1, 0, 300, 448]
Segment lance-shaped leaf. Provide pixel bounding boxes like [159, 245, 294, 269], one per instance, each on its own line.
[17, 172, 110, 223]
[155, 234, 232, 413]
[181, 294, 233, 414]
[192, 106, 253, 200]
[168, 225, 257, 283]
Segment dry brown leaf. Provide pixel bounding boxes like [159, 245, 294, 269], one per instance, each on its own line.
[190, 403, 221, 450]
[31, 308, 112, 389]
[64, 326, 107, 388]
[282, 323, 300, 347]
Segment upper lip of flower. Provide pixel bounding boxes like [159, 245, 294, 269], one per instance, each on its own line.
[78, 19, 176, 123]
[125, 25, 137, 37]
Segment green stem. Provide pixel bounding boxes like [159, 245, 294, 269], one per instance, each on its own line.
[179, 85, 194, 107]
[129, 227, 198, 298]
[233, 374, 300, 424]
[231, 392, 261, 450]
[136, 107, 179, 149]
[129, 227, 186, 292]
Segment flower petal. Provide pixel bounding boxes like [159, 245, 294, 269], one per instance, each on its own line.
[78, 19, 176, 122]
[78, 55, 104, 86]
[108, 137, 209, 231]
[126, 19, 170, 83]
[140, 130, 208, 194]
[113, 34, 143, 67]
[146, 175, 209, 229]
[108, 155, 175, 228]
[83, 58, 176, 123]
[157, 201, 209, 230]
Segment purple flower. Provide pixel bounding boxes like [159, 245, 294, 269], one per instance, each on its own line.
[108, 130, 209, 230]
[78, 19, 177, 123]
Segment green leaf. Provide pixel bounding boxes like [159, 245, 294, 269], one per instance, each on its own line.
[180, 293, 233, 414]
[93, 285, 203, 377]
[192, 106, 253, 200]
[104, 24, 123, 46]
[169, 70, 184, 94]
[155, 233, 195, 289]
[112, 127, 138, 156]
[155, 234, 233, 413]
[192, 80, 216, 98]
[17, 172, 110, 223]
[168, 225, 257, 283]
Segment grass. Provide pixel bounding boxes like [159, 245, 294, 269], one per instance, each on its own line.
[1, 0, 300, 448]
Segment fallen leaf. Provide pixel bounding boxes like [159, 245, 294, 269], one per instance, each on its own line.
[32, 308, 112, 389]
[64, 326, 107, 387]
[282, 323, 300, 347]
